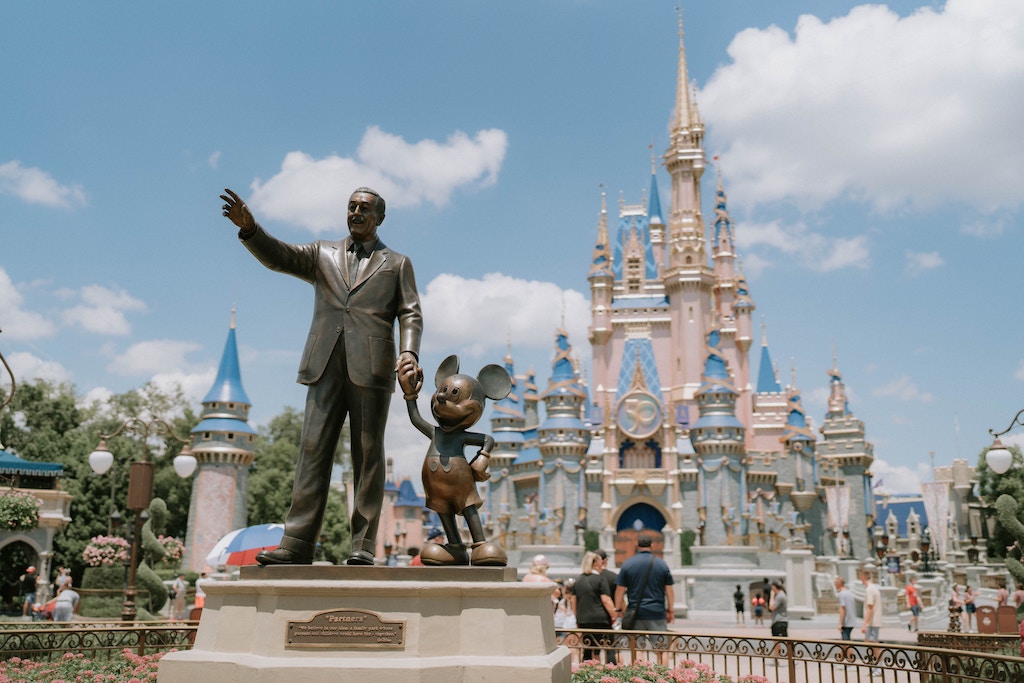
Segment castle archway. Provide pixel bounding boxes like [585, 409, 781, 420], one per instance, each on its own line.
[0, 539, 39, 614]
[613, 502, 667, 566]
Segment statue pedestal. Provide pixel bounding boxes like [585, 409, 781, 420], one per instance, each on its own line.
[159, 565, 570, 683]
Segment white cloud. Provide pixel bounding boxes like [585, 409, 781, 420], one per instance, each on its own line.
[0, 268, 56, 340]
[0, 160, 86, 208]
[961, 215, 1008, 238]
[873, 375, 934, 403]
[738, 219, 870, 271]
[150, 368, 218, 407]
[420, 273, 589, 358]
[208, 151, 221, 169]
[700, 0, 1024, 213]
[870, 457, 929, 495]
[905, 250, 944, 275]
[1015, 359, 1024, 381]
[383, 272, 590, 479]
[248, 126, 508, 234]
[5, 351, 71, 384]
[106, 339, 203, 377]
[61, 285, 147, 335]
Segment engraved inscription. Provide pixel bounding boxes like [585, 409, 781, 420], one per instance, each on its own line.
[287, 609, 406, 649]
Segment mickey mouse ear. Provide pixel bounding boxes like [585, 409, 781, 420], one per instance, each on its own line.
[435, 355, 459, 388]
[477, 364, 512, 401]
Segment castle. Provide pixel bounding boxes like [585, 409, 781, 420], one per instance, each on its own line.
[478, 18, 878, 595]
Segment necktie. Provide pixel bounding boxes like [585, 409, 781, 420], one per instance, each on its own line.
[348, 243, 362, 282]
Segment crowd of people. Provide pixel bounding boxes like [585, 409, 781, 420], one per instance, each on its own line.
[15, 565, 78, 621]
[12, 563, 212, 622]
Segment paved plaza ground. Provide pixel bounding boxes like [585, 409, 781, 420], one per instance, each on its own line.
[671, 607, 953, 645]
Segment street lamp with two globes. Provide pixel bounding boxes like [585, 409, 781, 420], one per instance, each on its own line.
[88, 418, 197, 621]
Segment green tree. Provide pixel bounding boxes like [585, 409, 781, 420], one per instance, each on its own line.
[975, 442, 1024, 559]
[246, 406, 350, 562]
[1, 379, 197, 583]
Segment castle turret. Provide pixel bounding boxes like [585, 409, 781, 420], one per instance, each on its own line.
[817, 354, 875, 559]
[690, 329, 746, 545]
[589, 192, 614, 349]
[183, 312, 256, 572]
[489, 347, 525, 470]
[663, 13, 714, 405]
[538, 329, 591, 543]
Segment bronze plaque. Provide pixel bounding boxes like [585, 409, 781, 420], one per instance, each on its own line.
[286, 609, 406, 649]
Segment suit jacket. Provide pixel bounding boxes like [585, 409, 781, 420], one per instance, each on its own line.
[242, 224, 422, 391]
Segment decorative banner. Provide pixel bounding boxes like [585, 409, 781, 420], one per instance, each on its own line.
[825, 485, 851, 530]
[921, 481, 950, 562]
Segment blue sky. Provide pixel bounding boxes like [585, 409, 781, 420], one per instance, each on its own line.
[2, 0, 1022, 494]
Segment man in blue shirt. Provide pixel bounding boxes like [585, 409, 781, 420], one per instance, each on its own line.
[613, 535, 674, 630]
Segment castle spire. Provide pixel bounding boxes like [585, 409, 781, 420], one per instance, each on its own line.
[756, 319, 781, 393]
[202, 311, 250, 406]
[588, 190, 613, 280]
[648, 166, 664, 226]
[674, 8, 694, 133]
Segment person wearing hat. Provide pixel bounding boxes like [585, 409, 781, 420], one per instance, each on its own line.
[410, 528, 444, 566]
[20, 566, 36, 618]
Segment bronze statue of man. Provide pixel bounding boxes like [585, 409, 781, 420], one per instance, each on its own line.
[220, 187, 422, 566]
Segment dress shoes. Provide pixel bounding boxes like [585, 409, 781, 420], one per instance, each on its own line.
[256, 547, 312, 566]
[345, 550, 375, 566]
[420, 543, 470, 566]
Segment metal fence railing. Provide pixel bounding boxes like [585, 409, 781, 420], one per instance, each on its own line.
[557, 629, 1024, 683]
[2, 621, 1021, 682]
[0, 622, 197, 661]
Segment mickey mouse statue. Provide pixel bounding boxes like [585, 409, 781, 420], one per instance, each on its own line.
[398, 354, 511, 566]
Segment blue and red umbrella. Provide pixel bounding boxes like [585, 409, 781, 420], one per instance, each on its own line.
[205, 523, 284, 567]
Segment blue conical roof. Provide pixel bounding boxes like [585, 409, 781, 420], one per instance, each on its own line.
[648, 172, 663, 225]
[203, 325, 251, 405]
[757, 342, 781, 393]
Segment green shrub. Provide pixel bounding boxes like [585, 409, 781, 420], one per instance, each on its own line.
[583, 529, 600, 552]
[680, 528, 696, 566]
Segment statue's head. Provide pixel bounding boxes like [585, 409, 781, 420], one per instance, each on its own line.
[347, 187, 385, 242]
[430, 355, 512, 433]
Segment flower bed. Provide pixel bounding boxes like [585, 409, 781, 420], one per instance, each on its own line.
[572, 659, 771, 683]
[0, 649, 164, 682]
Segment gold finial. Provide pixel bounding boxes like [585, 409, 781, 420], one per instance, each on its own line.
[230, 306, 236, 329]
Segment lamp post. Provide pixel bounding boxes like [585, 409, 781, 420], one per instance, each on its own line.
[88, 417, 197, 621]
[920, 530, 933, 574]
[985, 410, 1024, 475]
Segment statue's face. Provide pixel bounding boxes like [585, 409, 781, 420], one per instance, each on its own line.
[431, 374, 484, 433]
[347, 192, 382, 242]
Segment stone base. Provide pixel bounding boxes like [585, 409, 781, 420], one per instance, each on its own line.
[159, 565, 570, 683]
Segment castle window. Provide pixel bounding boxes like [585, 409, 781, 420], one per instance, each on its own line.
[228, 433, 235, 440]
[203, 432, 211, 440]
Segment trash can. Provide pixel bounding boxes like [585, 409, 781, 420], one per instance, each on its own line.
[976, 605, 996, 634]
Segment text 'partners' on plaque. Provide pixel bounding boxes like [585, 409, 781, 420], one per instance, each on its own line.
[287, 609, 406, 649]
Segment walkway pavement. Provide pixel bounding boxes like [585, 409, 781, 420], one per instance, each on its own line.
[669, 607, 952, 645]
